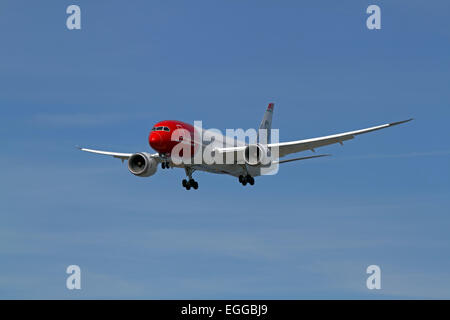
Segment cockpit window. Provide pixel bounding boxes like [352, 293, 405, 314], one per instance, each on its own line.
[152, 126, 170, 132]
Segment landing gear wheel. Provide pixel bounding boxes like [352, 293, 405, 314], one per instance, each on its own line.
[162, 162, 166, 169]
[166, 162, 170, 168]
[182, 178, 198, 190]
[239, 174, 254, 186]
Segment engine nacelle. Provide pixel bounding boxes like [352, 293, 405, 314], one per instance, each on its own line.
[127, 152, 158, 177]
[244, 144, 270, 166]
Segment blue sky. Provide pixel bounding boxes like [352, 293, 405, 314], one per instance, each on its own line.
[0, 0, 449, 299]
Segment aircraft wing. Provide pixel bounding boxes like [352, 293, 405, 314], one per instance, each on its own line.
[78, 147, 134, 160]
[78, 147, 162, 163]
[269, 119, 413, 158]
[214, 118, 412, 160]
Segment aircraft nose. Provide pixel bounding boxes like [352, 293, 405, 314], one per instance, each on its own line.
[149, 132, 162, 149]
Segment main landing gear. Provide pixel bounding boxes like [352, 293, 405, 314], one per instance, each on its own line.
[182, 167, 198, 190]
[182, 178, 198, 190]
[239, 175, 255, 186]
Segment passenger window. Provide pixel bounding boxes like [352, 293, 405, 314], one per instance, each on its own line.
[164, 127, 170, 132]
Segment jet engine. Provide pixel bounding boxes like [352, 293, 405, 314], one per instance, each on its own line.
[127, 153, 158, 177]
[243, 144, 270, 166]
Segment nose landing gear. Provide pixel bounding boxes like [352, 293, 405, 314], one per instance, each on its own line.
[161, 161, 170, 169]
[239, 175, 254, 186]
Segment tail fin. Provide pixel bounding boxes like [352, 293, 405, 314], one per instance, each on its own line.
[258, 102, 274, 143]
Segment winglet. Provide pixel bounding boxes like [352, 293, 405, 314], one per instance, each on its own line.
[390, 118, 414, 126]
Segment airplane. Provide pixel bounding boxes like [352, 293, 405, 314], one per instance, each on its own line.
[79, 103, 412, 190]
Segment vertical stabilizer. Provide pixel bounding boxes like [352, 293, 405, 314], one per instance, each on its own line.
[258, 102, 274, 143]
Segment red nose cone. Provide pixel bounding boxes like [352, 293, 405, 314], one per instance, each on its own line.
[149, 132, 162, 150]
